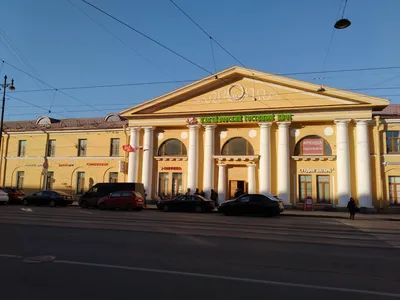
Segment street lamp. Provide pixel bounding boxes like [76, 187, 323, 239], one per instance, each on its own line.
[0, 75, 16, 173]
[334, 0, 351, 29]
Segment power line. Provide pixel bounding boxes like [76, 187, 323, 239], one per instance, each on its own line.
[80, 0, 213, 75]
[67, 0, 174, 80]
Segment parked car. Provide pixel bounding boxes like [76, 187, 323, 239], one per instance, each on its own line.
[79, 183, 145, 208]
[0, 187, 24, 204]
[22, 190, 73, 207]
[0, 190, 9, 205]
[218, 194, 282, 216]
[97, 190, 144, 211]
[157, 194, 215, 213]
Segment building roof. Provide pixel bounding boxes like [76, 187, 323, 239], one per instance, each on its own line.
[3, 114, 127, 132]
[373, 104, 400, 118]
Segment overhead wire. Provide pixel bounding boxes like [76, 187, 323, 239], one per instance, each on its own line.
[67, 0, 174, 80]
[80, 0, 213, 75]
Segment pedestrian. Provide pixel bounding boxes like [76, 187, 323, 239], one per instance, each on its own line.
[194, 188, 200, 195]
[234, 188, 244, 198]
[185, 188, 191, 195]
[347, 197, 357, 220]
[210, 189, 218, 206]
[200, 190, 205, 197]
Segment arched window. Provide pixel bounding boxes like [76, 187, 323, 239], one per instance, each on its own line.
[294, 135, 332, 156]
[36, 116, 51, 126]
[104, 114, 121, 122]
[221, 137, 254, 155]
[158, 139, 187, 156]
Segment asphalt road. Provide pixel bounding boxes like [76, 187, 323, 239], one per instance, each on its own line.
[0, 206, 400, 300]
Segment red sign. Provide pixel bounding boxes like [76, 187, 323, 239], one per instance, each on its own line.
[122, 145, 144, 152]
[43, 161, 49, 169]
[87, 163, 109, 167]
[302, 138, 323, 155]
[161, 167, 182, 171]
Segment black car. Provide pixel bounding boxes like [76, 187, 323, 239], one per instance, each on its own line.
[218, 194, 282, 216]
[157, 194, 215, 213]
[22, 190, 74, 207]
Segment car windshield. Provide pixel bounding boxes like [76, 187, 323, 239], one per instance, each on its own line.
[196, 195, 208, 201]
[54, 191, 69, 196]
[263, 193, 280, 201]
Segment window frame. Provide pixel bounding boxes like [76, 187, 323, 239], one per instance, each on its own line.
[158, 139, 187, 156]
[294, 135, 332, 156]
[16, 171, 24, 189]
[77, 139, 87, 157]
[298, 175, 312, 203]
[18, 140, 27, 157]
[76, 171, 85, 194]
[109, 172, 118, 183]
[386, 131, 400, 154]
[221, 137, 254, 156]
[110, 138, 120, 157]
[47, 139, 56, 157]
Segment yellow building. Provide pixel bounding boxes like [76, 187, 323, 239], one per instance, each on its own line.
[3, 66, 400, 211]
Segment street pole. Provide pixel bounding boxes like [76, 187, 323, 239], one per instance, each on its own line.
[0, 75, 16, 184]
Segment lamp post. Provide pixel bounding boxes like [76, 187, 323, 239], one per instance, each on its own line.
[0, 75, 16, 183]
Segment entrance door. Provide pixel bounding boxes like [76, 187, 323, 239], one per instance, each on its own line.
[229, 180, 247, 199]
[389, 176, 400, 205]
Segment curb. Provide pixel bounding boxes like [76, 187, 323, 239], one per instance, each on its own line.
[281, 213, 400, 221]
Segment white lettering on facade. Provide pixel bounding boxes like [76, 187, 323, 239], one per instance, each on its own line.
[299, 168, 332, 173]
[195, 84, 280, 104]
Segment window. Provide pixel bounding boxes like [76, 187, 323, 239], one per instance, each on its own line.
[47, 139, 56, 157]
[172, 173, 183, 196]
[294, 135, 332, 156]
[221, 138, 254, 155]
[299, 175, 312, 202]
[386, 131, 400, 154]
[45, 172, 54, 190]
[16, 171, 24, 189]
[18, 140, 26, 157]
[77, 139, 87, 157]
[389, 176, 400, 205]
[109, 172, 118, 183]
[158, 139, 187, 156]
[121, 191, 131, 197]
[158, 172, 169, 197]
[76, 172, 85, 194]
[317, 175, 330, 203]
[238, 195, 250, 203]
[110, 138, 120, 157]
[110, 191, 121, 197]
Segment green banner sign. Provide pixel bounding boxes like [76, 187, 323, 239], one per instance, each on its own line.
[200, 114, 292, 124]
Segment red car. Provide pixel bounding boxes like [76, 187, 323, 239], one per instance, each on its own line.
[0, 187, 24, 204]
[97, 190, 144, 211]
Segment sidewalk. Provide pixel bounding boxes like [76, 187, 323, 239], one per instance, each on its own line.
[281, 210, 400, 221]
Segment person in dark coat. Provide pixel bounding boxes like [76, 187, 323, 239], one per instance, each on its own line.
[234, 188, 244, 199]
[347, 197, 357, 220]
[199, 190, 205, 197]
[194, 188, 200, 195]
[185, 188, 191, 195]
[210, 189, 218, 205]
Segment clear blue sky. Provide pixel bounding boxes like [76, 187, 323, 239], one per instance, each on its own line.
[1, 0, 399, 121]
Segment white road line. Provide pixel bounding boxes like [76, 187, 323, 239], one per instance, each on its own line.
[80, 210, 93, 215]
[182, 235, 215, 246]
[54, 259, 400, 298]
[20, 208, 33, 212]
[0, 254, 23, 259]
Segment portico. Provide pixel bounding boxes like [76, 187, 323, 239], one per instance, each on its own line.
[121, 66, 389, 209]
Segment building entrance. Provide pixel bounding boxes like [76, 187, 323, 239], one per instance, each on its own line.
[229, 180, 247, 199]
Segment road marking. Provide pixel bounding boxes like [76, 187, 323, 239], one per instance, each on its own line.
[0, 254, 23, 259]
[181, 235, 215, 246]
[54, 259, 400, 298]
[80, 210, 93, 215]
[20, 208, 33, 212]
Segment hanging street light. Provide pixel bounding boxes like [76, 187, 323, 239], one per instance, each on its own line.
[334, 0, 351, 29]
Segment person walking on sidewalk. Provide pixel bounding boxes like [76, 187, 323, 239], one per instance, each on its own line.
[347, 197, 357, 220]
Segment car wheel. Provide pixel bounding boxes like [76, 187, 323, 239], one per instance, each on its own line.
[162, 205, 169, 212]
[98, 203, 106, 210]
[126, 203, 133, 211]
[23, 199, 28, 206]
[80, 201, 88, 208]
[49, 200, 56, 207]
[195, 205, 203, 213]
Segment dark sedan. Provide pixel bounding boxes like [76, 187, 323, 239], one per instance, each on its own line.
[22, 190, 73, 207]
[218, 194, 282, 216]
[157, 194, 215, 213]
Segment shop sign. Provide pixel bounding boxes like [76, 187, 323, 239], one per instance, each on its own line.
[118, 161, 126, 173]
[24, 163, 42, 167]
[302, 138, 323, 155]
[299, 168, 332, 173]
[87, 163, 108, 167]
[161, 167, 182, 171]
[200, 114, 292, 124]
[304, 196, 314, 211]
[58, 163, 74, 167]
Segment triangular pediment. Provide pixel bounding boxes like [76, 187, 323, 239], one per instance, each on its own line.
[120, 66, 389, 118]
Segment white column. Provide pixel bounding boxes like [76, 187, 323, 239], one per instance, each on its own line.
[356, 119, 373, 208]
[203, 124, 216, 199]
[258, 122, 272, 194]
[217, 163, 227, 204]
[127, 127, 140, 182]
[277, 122, 291, 205]
[187, 124, 200, 193]
[335, 119, 351, 207]
[247, 164, 257, 194]
[141, 127, 155, 200]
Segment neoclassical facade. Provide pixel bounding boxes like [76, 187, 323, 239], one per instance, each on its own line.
[120, 66, 395, 209]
